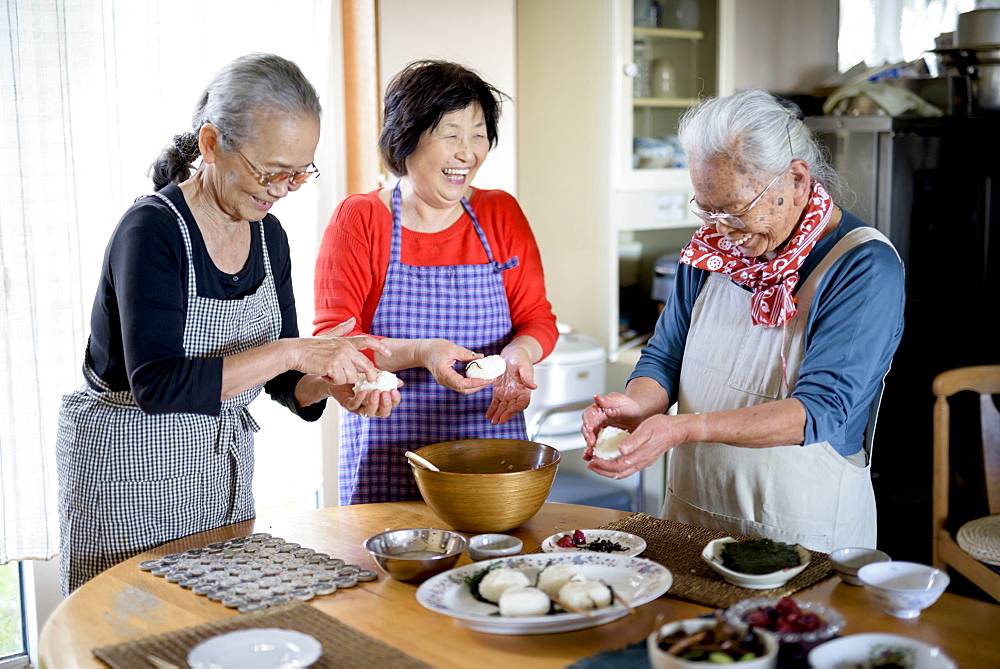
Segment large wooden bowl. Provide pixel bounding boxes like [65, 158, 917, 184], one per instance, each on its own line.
[411, 439, 561, 533]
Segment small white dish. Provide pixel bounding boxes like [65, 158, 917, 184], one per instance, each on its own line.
[188, 628, 321, 669]
[829, 546, 891, 585]
[857, 561, 949, 619]
[541, 529, 646, 557]
[468, 534, 523, 561]
[807, 632, 956, 668]
[701, 538, 810, 589]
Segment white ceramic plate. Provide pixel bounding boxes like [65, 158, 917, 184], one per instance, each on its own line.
[541, 529, 647, 557]
[188, 628, 322, 669]
[415, 552, 672, 635]
[701, 537, 810, 589]
[807, 632, 956, 669]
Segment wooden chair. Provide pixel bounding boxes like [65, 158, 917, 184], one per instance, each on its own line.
[932, 365, 1000, 602]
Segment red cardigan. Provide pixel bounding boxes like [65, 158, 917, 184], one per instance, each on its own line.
[313, 188, 558, 359]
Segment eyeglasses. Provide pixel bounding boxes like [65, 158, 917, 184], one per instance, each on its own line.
[689, 171, 784, 230]
[235, 149, 320, 188]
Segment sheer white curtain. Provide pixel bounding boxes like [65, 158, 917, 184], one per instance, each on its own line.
[1, 0, 344, 563]
[838, 0, 977, 71]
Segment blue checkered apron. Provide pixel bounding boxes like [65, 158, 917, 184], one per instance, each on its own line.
[55, 192, 281, 593]
[338, 183, 526, 504]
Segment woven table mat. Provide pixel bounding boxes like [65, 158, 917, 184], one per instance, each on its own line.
[93, 599, 430, 668]
[595, 513, 834, 609]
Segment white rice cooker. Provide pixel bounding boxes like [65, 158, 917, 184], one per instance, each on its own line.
[523, 324, 606, 439]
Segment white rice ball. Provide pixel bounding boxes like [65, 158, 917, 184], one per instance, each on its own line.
[557, 580, 613, 610]
[478, 568, 532, 604]
[353, 370, 399, 393]
[465, 354, 505, 380]
[498, 586, 551, 617]
[536, 564, 581, 599]
[593, 426, 629, 460]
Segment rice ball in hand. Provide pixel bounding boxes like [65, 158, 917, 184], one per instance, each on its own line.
[478, 568, 532, 603]
[557, 580, 613, 610]
[465, 354, 505, 380]
[593, 426, 629, 461]
[353, 370, 399, 393]
[498, 586, 551, 617]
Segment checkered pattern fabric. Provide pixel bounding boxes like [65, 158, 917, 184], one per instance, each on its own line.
[56, 192, 281, 594]
[338, 183, 526, 505]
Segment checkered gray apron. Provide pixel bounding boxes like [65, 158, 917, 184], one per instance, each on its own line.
[338, 182, 526, 505]
[56, 192, 281, 593]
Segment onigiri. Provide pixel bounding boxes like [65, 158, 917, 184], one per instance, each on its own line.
[593, 426, 629, 460]
[498, 586, 551, 617]
[478, 568, 531, 603]
[353, 370, 399, 393]
[466, 355, 505, 380]
[557, 580, 613, 610]
[536, 564, 581, 599]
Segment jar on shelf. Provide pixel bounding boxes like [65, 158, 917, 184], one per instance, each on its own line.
[651, 58, 676, 98]
[632, 41, 652, 98]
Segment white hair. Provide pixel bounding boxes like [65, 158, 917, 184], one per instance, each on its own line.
[678, 88, 845, 201]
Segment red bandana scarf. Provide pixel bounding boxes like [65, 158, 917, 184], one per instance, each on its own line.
[680, 179, 833, 327]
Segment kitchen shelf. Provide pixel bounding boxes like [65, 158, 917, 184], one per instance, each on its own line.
[633, 97, 702, 107]
[633, 26, 704, 40]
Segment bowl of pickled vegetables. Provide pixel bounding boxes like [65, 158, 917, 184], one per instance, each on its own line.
[647, 614, 779, 668]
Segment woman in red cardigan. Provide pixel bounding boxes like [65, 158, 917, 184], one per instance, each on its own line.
[314, 60, 558, 505]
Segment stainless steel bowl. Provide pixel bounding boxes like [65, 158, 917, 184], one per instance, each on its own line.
[364, 528, 467, 582]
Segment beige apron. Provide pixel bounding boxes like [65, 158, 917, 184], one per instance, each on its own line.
[662, 228, 893, 552]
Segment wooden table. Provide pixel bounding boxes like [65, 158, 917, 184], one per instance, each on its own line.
[40, 502, 1000, 668]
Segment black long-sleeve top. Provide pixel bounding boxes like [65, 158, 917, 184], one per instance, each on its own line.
[85, 184, 324, 420]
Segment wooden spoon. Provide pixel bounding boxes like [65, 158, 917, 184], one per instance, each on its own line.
[405, 451, 440, 472]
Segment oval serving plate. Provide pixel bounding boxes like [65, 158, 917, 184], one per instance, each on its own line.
[808, 632, 956, 669]
[416, 552, 672, 635]
[541, 529, 646, 557]
[188, 628, 321, 669]
[701, 537, 810, 589]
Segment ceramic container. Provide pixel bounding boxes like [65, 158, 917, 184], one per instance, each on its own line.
[467, 534, 523, 561]
[857, 561, 949, 619]
[647, 618, 778, 669]
[701, 538, 810, 589]
[829, 546, 891, 585]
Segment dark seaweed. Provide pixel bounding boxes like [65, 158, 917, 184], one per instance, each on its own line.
[720, 539, 799, 574]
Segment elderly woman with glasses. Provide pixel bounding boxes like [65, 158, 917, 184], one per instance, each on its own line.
[55, 53, 390, 594]
[313, 60, 557, 505]
[582, 89, 905, 552]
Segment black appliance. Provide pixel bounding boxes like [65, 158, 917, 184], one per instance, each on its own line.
[806, 114, 999, 567]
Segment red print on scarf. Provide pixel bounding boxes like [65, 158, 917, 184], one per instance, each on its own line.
[680, 180, 833, 327]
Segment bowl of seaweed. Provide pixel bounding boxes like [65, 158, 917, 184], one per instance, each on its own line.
[701, 538, 810, 589]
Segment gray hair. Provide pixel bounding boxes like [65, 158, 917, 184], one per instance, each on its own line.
[678, 88, 845, 202]
[150, 53, 321, 191]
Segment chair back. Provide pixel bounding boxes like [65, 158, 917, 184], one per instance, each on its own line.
[931, 364, 1000, 601]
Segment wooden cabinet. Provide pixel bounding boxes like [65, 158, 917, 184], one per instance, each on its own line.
[517, 0, 716, 363]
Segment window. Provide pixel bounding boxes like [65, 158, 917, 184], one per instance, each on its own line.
[839, 0, 976, 72]
[0, 562, 27, 667]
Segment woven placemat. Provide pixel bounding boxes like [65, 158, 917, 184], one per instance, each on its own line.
[92, 599, 430, 668]
[594, 513, 834, 609]
[957, 514, 1000, 566]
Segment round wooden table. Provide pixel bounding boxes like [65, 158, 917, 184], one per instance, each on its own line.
[39, 502, 1000, 668]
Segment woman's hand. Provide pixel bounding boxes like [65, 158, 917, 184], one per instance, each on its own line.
[292, 318, 390, 385]
[586, 413, 689, 479]
[486, 346, 537, 425]
[418, 339, 492, 394]
[580, 392, 645, 458]
[329, 383, 402, 418]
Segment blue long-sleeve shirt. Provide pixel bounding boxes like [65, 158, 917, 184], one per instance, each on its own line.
[630, 209, 905, 456]
[86, 184, 323, 420]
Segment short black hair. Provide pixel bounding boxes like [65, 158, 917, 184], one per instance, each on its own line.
[379, 60, 507, 177]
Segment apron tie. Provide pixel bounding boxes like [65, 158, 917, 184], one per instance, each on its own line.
[215, 405, 260, 454]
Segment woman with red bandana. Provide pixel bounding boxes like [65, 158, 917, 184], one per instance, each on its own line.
[313, 61, 557, 505]
[582, 89, 905, 552]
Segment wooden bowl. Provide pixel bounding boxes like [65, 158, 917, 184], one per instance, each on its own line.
[411, 439, 561, 533]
